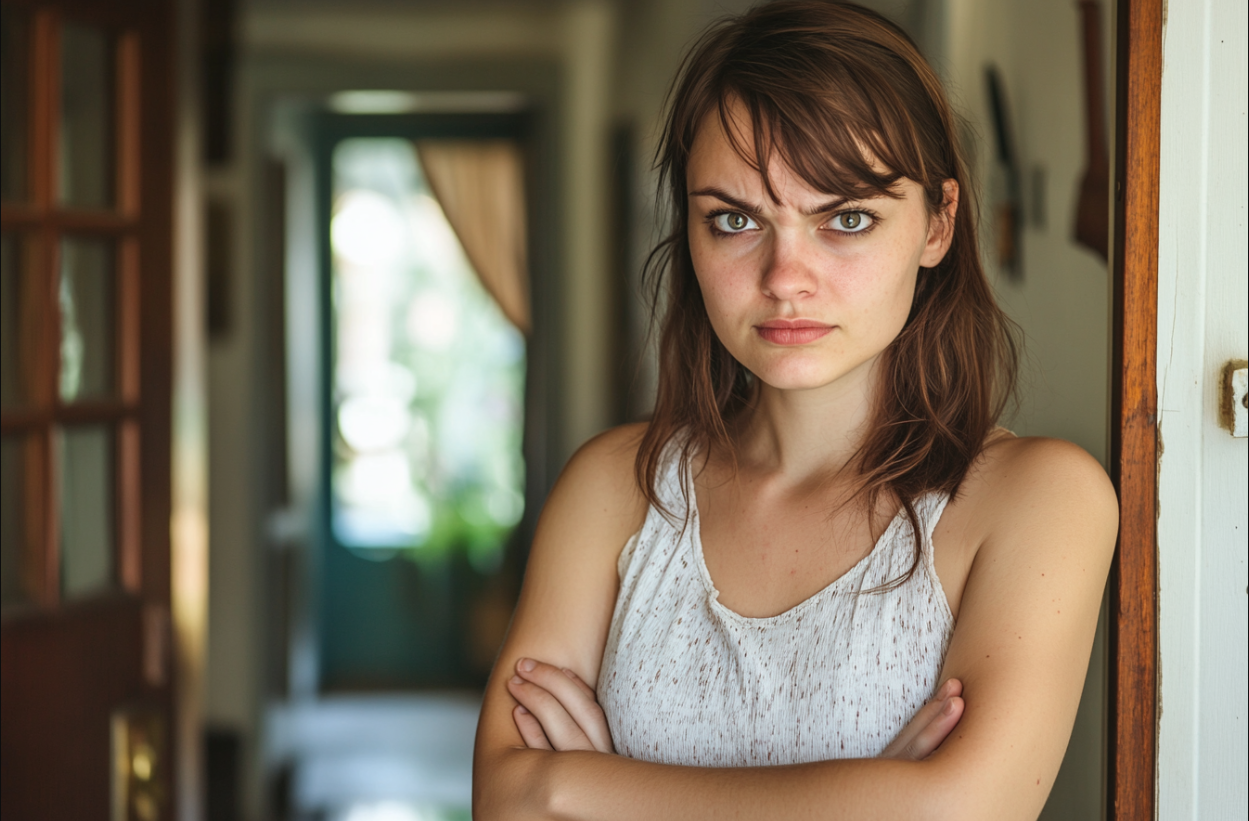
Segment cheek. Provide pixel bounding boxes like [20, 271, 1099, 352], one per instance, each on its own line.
[851, 214, 928, 305]
[689, 236, 756, 315]
[698, 268, 755, 314]
[833, 246, 919, 317]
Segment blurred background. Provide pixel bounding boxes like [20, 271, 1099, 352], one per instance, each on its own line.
[1, 0, 1117, 819]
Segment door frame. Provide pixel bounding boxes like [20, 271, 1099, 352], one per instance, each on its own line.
[1108, 0, 1162, 818]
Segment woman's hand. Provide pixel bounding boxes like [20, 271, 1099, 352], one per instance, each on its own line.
[880, 678, 965, 760]
[507, 657, 615, 753]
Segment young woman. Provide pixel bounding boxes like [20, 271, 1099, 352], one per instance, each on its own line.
[473, 2, 1118, 818]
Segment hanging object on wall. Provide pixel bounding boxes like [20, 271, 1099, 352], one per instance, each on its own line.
[1074, 0, 1110, 260]
[984, 65, 1022, 279]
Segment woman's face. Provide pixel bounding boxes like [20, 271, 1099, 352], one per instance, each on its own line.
[686, 105, 956, 395]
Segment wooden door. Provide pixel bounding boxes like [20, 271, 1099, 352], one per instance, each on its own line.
[0, 0, 176, 819]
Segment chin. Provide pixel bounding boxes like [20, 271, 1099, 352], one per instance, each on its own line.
[747, 360, 852, 392]
[738, 344, 881, 393]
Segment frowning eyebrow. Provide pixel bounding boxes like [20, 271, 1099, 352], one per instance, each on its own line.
[688, 186, 851, 217]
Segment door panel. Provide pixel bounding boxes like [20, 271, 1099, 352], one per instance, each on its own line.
[1, 598, 144, 819]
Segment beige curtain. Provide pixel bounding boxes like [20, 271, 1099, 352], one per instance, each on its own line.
[414, 140, 531, 334]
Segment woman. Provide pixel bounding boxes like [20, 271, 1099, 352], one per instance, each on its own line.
[474, 2, 1118, 818]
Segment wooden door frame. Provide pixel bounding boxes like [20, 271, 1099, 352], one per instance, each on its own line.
[1108, 0, 1162, 818]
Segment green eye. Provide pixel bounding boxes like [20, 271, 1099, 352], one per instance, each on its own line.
[713, 212, 757, 233]
[831, 211, 872, 232]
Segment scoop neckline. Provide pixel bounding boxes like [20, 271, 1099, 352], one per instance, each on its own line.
[685, 468, 918, 626]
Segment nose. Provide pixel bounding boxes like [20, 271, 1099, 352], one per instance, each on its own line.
[760, 231, 818, 301]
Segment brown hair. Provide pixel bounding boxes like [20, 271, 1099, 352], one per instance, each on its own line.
[635, 0, 1019, 583]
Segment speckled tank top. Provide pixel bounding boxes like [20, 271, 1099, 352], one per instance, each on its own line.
[596, 446, 955, 766]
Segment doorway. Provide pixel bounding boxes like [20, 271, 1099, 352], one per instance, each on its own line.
[314, 118, 530, 693]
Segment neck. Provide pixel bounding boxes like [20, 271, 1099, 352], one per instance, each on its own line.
[733, 355, 880, 482]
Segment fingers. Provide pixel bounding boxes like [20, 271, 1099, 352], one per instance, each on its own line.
[903, 695, 964, 760]
[512, 705, 553, 750]
[507, 674, 597, 752]
[881, 678, 964, 760]
[561, 666, 598, 700]
[512, 659, 615, 754]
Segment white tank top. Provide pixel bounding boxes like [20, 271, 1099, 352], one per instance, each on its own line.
[596, 446, 955, 766]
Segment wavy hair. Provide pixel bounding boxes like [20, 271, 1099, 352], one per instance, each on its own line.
[635, 0, 1019, 585]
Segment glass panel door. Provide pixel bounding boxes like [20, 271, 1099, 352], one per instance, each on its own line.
[1, 2, 174, 818]
[58, 237, 115, 403]
[1, 12, 135, 610]
[57, 22, 114, 209]
[318, 128, 529, 690]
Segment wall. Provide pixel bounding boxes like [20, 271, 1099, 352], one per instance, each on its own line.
[945, 0, 1112, 461]
[943, 1, 1112, 819]
[1156, 0, 1249, 816]
[172, 1, 210, 818]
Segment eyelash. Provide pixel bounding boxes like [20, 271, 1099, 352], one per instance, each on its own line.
[703, 208, 882, 238]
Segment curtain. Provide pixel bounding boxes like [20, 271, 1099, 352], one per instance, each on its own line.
[414, 140, 531, 334]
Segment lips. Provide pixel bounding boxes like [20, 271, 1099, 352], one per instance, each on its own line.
[754, 319, 834, 345]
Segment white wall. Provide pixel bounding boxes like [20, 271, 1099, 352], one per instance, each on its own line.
[1156, 0, 1249, 816]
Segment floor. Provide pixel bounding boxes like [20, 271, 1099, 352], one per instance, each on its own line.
[266, 693, 479, 821]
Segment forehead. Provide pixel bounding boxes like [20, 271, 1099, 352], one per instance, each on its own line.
[686, 108, 768, 186]
[686, 101, 898, 205]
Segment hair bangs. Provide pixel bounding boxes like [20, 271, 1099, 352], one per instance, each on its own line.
[694, 10, 942, 208]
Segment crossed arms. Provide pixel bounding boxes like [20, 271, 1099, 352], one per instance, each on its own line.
[472, 425, 1118, 821]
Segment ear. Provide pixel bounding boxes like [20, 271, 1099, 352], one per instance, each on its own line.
[919, 179, 959, 268]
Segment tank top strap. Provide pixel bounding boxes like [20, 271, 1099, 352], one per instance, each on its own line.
[653, 432, 696, 523]
[917, 489, 955, 621]
[919, 490, 952, 546]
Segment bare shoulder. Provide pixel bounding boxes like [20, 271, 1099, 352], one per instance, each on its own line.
[967, 435, 1118, 540]
[546, 421, 650, 537]
[936, 435, 1117, 617]
[943, 435, 1120, 598]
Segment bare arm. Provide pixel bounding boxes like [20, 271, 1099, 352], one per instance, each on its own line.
[474, 436, 1117, 821]
[473, 425, 649, 817]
